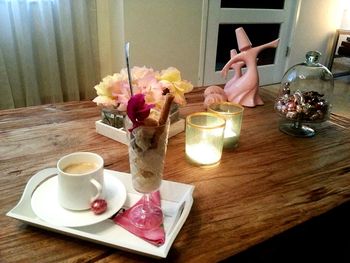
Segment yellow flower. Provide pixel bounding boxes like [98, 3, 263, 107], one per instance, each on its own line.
[159, 67, 181, 82]
[159, 67, 193, 105]
[93, 73, 125, 107]
[92, 95, 117, 107]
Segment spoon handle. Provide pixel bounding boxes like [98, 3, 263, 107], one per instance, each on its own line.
[125, 42, 133, 96]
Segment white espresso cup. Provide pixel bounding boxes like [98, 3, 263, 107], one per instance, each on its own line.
[57, 152, 104, 210]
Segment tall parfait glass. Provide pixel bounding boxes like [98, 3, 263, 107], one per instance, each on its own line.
[125, 116, 170, 229]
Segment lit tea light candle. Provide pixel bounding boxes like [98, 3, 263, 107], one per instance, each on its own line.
[223, 119, 239, 149]
[186, 143, 222, 165]
[208, 102, 244, 149]
[185, 112, 226, 166]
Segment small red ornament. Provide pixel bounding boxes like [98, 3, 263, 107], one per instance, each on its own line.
[91, 199, 107, 215]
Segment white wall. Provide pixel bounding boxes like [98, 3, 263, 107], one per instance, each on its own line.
[121, 0, 346, 85]
[287, 0, 346, 70]
[123, 0, 202, 84]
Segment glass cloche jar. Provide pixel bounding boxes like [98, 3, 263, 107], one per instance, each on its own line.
[274, 51, 334, 137]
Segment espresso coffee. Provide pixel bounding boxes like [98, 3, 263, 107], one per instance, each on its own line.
[63, 162, 98, 174]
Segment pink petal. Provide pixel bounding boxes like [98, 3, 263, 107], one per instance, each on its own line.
[127, 94, 154, 131]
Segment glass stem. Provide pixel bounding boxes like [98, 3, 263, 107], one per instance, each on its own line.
[293, 115, 303, 129]
[294, 121, 300, 129]
[142, 193, 152, 213]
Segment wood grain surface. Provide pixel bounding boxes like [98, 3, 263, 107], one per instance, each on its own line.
[1, 87, 350, 263]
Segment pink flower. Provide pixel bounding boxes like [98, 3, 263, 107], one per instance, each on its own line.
[93, 73, 130, 109]
[93, 66, 193, 113]
[127, 94, 155, 131]
[111, 80, 131, 111]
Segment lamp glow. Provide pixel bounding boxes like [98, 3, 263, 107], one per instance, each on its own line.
[341, 9, 350, 29]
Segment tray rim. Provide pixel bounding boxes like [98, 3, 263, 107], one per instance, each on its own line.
[6, 168, 194, 258]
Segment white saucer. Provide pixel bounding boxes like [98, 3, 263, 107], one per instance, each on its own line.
[31, 173, 126, 227]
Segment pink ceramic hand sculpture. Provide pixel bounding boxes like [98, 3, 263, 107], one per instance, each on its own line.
[221, 27, 279, 107]
[223, 49, 244, 93]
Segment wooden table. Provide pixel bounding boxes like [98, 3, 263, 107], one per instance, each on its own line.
[1, 88, 350, 262]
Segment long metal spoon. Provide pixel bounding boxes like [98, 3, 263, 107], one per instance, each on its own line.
[125, 42, 133, 96]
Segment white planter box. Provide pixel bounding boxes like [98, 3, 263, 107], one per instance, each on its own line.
[95, 119, 185, 145]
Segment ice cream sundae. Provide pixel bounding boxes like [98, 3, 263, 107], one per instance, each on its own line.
[126, 93, 174, 193]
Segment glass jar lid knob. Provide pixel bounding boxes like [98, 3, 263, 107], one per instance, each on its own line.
[305, 50, 321, 65]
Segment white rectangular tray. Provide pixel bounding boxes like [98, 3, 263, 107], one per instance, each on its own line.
[7, 168, 194, 258]
[95, 118, 185, 145]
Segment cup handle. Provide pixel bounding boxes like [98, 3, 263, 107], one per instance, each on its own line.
[90, 178, 103, 202]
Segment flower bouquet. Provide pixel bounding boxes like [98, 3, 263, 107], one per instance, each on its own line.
[93, 66, 193, 144]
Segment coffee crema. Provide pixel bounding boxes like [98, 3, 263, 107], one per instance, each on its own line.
[63, 162, 98, 174]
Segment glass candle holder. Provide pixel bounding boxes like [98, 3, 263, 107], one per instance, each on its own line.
[208, 102, 244, 149]
[185, 112, 226, 166]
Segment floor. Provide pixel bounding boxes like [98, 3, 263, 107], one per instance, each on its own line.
[221, 76, 350, 262]
[222, 201, 350, 263]
[331, 75, 350, 118]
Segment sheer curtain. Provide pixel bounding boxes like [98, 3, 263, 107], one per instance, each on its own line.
[0, 0, 100, 109]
